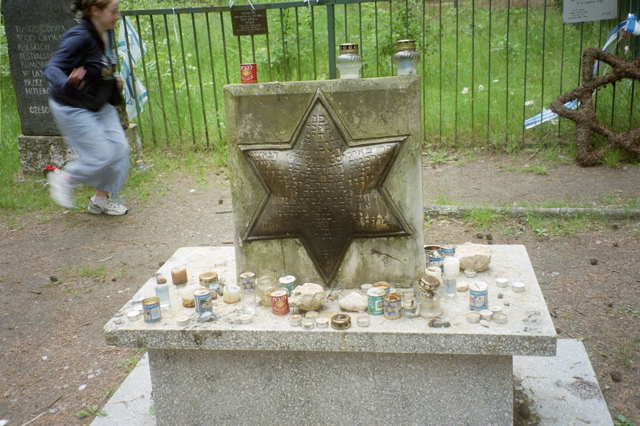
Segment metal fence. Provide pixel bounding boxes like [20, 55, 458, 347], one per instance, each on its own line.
[119, 0, 640, 152]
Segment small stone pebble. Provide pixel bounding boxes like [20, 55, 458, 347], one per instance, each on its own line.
[610, 371, 622, 382]
[50, 276, 58, 282]
[428, 319, 451, 328]
[589, 258, 598, 265]
[485, 234, 493, 241]
[497, 293, 504, 299]
[612, 242, 619, 247]
[475, 233, 484, 239]
[479, 319, 490, 328]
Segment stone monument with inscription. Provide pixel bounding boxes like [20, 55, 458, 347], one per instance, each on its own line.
[225, 77, 424, 287]
[1, 0, 140, 174]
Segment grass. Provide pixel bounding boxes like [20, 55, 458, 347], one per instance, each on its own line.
[464, 208, 504, 229]
[76, 405, 107, 419]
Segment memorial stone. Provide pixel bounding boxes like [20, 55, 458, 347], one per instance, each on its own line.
[2, 0, 141, 174]
[2, 0, 73, 136]
[225, 77, 424, 287]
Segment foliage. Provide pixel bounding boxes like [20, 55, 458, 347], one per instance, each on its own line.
[76, 405, 107, 418]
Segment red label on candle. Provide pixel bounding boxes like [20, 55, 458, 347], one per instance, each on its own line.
[240, 63, 258, 83]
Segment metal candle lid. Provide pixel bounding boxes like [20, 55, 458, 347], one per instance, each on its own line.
[339, 43, 359, 54]
[396, 39, 417, 51]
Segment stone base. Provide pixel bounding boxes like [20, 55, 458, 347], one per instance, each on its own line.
[17, 124, 142, 174]
[149, 349, 513, 425]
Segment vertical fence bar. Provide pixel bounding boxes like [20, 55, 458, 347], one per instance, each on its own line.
[454, 0, 459, 144]
[251, 35, 257, 64]
[205, 12, 223, 142]
[149, 15, 169, 144]
[557, 23, 566, 136]
[266, 32, 274, 82]
[178, 14, 197, 144]
[539, 0, 547, 141]
[373, 2, 380, 77]
[134, 15, 155, 145]
[311, 6, 318, 80]
[219, 12, 231, 85]
[295, 8, 302, 80]
[280, 9, 289, 81]
[191, 13, 210, 147]
[486, 0, 492, 145]
[505, 0, 510, 144]
[123, 20, 143, 139]
[164, 13, 182, 143]
[471, 0, 476, 137]
[328, 3, 337, 79]
[522, 0, 530, 140]
[358, 4, 363, 77]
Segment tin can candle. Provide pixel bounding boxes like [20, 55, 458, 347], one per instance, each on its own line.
[468, 281, 488, 310]
[199, 271, 218, 287]
[383, 292, 403, 320]
[240, 63, 258, 83]
[238, 271, 256, 290]
[373, 281, 391, 293]
[367, 287, 385, 315]
[270, 289, 289, 315]
[194, 289, 213, 314]
[279, 275, 296, 296]
[330, 314, 352, 330]
[142, 297, 161, 323]
[171, 265, 188, 285]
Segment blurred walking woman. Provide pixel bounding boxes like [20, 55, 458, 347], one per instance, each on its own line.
[44, 0, 129, 215]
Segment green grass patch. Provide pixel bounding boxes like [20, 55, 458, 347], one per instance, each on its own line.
[464, 208, 504, 229]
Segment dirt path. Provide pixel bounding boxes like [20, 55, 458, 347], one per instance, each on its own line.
[0, 155, 639, 425]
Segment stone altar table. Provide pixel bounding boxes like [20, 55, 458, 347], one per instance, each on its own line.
[104, 244, 556, 425]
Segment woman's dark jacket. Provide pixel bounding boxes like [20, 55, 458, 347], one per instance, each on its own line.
[44, 17, 118, 112]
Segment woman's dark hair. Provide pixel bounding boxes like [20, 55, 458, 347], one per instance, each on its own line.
[71, 0, 113, 18]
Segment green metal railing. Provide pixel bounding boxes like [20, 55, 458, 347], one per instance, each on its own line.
[119, 0, 640, 152]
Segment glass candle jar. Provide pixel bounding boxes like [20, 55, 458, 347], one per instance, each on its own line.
[256, 275, 279, 307]
[416, 274, 443, 318]
[336, 43, 362, 79]
[393, 39, 420, 76]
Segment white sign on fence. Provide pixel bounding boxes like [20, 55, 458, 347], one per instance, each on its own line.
[563, 0, 617, 24]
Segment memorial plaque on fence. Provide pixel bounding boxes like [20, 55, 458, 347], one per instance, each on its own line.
[231, 9, 268, 36]
[562, 0, 616, 23]
[1, 0, 74, 135]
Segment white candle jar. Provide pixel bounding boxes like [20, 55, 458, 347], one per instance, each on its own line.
[393, 39, 420, 76]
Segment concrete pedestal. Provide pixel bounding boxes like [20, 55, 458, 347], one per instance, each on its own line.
[104, 245, 556, 426]
[17, 124, 142, 174]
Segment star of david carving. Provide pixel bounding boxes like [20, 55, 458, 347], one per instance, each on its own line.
[550, 47, 640, 166]
[240, 90, 411, 283]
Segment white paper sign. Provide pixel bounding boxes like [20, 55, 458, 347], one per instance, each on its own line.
[563, 0, 617, 23]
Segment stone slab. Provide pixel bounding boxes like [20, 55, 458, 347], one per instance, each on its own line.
[148, 349, 513, 425]
[104, 245, 556, 356]
[94, 339, 613, 426]
[18, 124, 142, 174]
[1, 0, 73, 136]
[224, 77, 424, 287]
[90, 354, 155, 426]
[513, 338, 613, 425]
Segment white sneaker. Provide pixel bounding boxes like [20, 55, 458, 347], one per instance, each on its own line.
[88, 197, 128, 216]
[47, 171, 76, 209]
